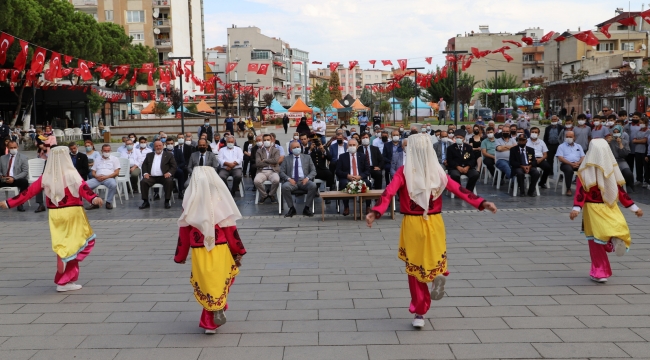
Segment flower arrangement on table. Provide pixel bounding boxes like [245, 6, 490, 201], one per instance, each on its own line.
[344, 179, 368, 194]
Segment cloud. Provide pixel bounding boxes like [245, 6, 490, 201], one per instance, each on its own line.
[205, 0, 637, 71]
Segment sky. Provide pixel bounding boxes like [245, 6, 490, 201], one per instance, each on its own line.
[205, 0, 650, 72]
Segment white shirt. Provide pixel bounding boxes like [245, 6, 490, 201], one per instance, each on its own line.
[312, 120, 326, 135]
[290, 155, 304, 179]
[337, 145, 345, 160]
[218, 146, 244, 169]
[526, 138, 548, 158]
[136, 147, 152, 166]
[122, 150, 141, 168]
[92, 155, 120, 177]
[438, 100, 446, 111]
[372, 138, 385, 153]
[117, 145, 128, 155]
[150, 152, 164, 176]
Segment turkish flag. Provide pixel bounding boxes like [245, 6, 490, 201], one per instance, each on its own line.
[338, 86, 344, 90]
[225, 62, 238, 74]
[257, 63, 269, 75]
[0, 69, 7, 82]
[502, 53, 514, 62]
[503, 40, 522, 47]
[600, 24, 612, 39]
[642, 9, 650, 24]
[247, 63, 259, 72]
[30, 47, 47, 73]
[329, 62, 340, 72]
[397, 59, 407, 71]
[129, 69, 138, 86]
[292, 61, 302, 64]
[618, 16, 637, 27]
[554, 35, 567, 42]
[46, 52, 62, 80]
[471, 47, 481, 58]
[369, 60, 376, 68]
[61, 68, 73, 77]
[425, 57, 432, 64]
[64, 55, 73, 64]
[77, 60, 93, 81]
[540, 31, 555, 43]
[0, 32, 14, 65]
[381, 60, 392, 66]
[349, 60, 358, 70]
[521, 37, 533, 46]
[13, 39, 29, 71]
[574, 30, 599, 46]
[312, 61, 322, 64]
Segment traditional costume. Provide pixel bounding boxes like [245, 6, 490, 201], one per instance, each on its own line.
[174, 167, 246, 334]
[3, 147, 99, 292]
[572, 139, 641, 283]
[370, 134, 491, 328]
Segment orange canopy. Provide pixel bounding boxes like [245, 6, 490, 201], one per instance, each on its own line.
[351, 99, 369, 111]
[197, 99, 215, 113]
[331, 99, 344, 109]
[287, 97, 313, 113]
[429, 102, 439, 110]
[140, 101, 155, 114]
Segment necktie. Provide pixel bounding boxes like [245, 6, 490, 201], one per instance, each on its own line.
[294, 156, 300, 181]
[6, 155, 13, 176]
[520, 148, 527, 165]
[352, 154, 358, 176]
[365, 146, 370, 166]
[199, 154, 204, 166]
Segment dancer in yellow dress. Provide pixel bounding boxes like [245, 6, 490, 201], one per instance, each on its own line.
[174, 167, 245, 334]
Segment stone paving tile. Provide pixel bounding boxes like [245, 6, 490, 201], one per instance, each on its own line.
[318, 331, 399, 345]
[198, 347, 284, 360]
[283, 345, 369, 360]
[29, 349, 120, 360]
[449, 343, 542, 359]
[532, 342, 630, 358]
[367, 344, 455, 360]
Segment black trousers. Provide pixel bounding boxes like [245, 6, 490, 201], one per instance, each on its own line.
[625, 153, 635, 174]
[560, 163, 579, 190]
[483, 157, 495, 176]
[546, 143, 559, 175]
[634, 152, 646, 182]
[360, 125, 367, 134]
[82, 134, 92, 142]
[512, 167, 540, 195]
[315, 168, 334, 189]
[384, 166, 391, 186]
[243, 156, 251, 176]
[0, 178, 28, 192]
[283, 124, 288, 134]
[448, 168, 479, 192]
[536, 159, 552, 186]
[141, 176, 174, 201]
[226, 124, 234, 135]
[369, 169, 383, 190]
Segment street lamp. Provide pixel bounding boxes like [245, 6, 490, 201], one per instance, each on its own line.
[407, 67, 424, 124]
[441, 51, 468, 126]
[246, 80, 261, 119]
[168, 53, 192, 133]
[387, 77, 396, 125]
[206, 71, 224, 130]
[232, 79, 246, 118]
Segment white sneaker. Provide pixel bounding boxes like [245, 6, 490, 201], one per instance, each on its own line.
[412, 315, 425, 329]
[204, 329, 216, 334]
[214, 309, 227, 326]
[612, 237, 626, 257]
[590, 276, 608, 283]
[430, 275, 446, 301]
[56, 283, 82, 292]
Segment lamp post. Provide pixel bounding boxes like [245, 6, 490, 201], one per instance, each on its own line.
[441, 51, 468, 126]
[246, 80, 261, 119]
[232, 79, 246, 119]
[168, 54, 192, 133]
[387, 77, 396, 125]
[407, 67, 424, 124]
[488, 69, 505, 116]
[206, 71, 224, 130]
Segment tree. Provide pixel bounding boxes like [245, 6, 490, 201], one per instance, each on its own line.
[309, 82, 332, 115]
[422, 67, 475, 107]
[328, 71, 342, 102]
[359, 87, 373, 107]
[153, 102, 170, 118]
[185, 103, 198, 113]
[400, 98, 414, 125]
[479, 73, 520, 112]
[87, 91, 105, 119]
[617, 70, 649, 112]
[262, 93, 275, 107]
[563, 69, 589, 113]
[394, 77, 416, 100]
[222, 88, 236, 114]
[241, 91, 256, 118]
[169, 89, 183, 113]
[379, 100, 392, 122]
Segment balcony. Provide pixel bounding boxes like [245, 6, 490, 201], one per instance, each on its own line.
[152, 0, 171, 7]
[273, 72, 286, 81]
[153, 19, 171, 27]
[155, 39, 172, 48]
[71, 0, 97, 7]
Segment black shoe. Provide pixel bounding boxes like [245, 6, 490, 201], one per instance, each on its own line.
[540, 184, 548, 189]
[270, 196, 278, 204]
[105, 202, 113, 210]
[153, 193, 160, 200]
[16, 205, 25, 212]
[164, 201, 171, 209]
[303, 206, 314, 217]
[285, 206, 297, 218]
[528, 192, 537, 197]
[86, 204, 100, 211]
[139, 202, 150, 209]
[35, 205, 46, 213]
[258, 195, 268, 204]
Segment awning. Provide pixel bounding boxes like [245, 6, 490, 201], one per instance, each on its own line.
[287, 98, 313, 113]
[140, 101, 155, 114]
[350, 99, 369, 111]
[196, 99, 215, 113]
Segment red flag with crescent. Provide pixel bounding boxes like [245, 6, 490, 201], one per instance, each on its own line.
[76, 60, 93, 81]
[349, 60, 358, 70]
[369, 60, 376, 68]
[521, 37, 534, 45]
[329, 62, 340, 72]
[425, 57, 432, 64]
[30, 47, 47, 73]
[257, 63, 269, 75]
[13, 39, 29, 71]
[502, 40, 522, 47]
[0, 32, 14, 65]
[247, 63, 259, 72]
[225, 62, 238, 74]
[599, 23, 612, 39]
[381, 60, 392, 66]
[397, 59, 407, 71]
[540, 31, 555, 43]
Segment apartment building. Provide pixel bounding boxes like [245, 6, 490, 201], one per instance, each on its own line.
[312, 67, 392, 98]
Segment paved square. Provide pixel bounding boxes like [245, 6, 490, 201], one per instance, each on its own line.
[0, 196, 648, 359]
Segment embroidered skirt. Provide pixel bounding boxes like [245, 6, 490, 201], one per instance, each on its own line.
[398, 214, 447, 283]
[48, 206, 96, 262]
[190, 244, 239, 311]
[583, 202, 631, 249]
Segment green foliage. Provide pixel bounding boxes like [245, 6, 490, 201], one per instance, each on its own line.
[87, 91, 105, 114]
[359, 87, 373, 107]
[328, 71, 342, 102]
[480, 73, 520, 111]
[185, 103, 198, 113]
[309, 82, 332, 115]
[400, 98, 414, 125]
[153, 102, 170, 118]
[394, 77, 415, 100]
[422, 67, 475, 105]
[379, 100, 392, 119]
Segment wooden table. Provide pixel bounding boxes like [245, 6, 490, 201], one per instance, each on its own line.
[357, 190, 396, 220]
[320, 192, 359, 221]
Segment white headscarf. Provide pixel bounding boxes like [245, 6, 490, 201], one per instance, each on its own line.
[404, 134, 448, 219]
[578, 138, 625, 206]
[177, 167, 241, 252]
[41, 146, 84, 207]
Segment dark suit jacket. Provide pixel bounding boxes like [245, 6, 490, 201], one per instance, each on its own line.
[72, 152, 90, 179]
[142, 151, 177, 176]
[336, 152, 370, 181]
[446, 143, 476, 169]
[328, 142, 348, 168]
[509, 146, 538, 168]
[358, 145, 384, 169]
[169, 149, 185, 173]
[543, 124, 565, 144]
[179, 144, 195, 166]
[382, 141, 402, 170]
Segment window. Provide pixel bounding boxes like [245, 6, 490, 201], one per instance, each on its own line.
[92, 13, 98, 21]
[622, 42, 635, 51]
[126, 10, 145, 23]
[319, 72, 324, 76]
[365, 75, 370, 79]
[105, 10, 113, 21]
[375, 75, 378, 79]
[532, 68, 535, 74]
[130, 32, 145, 41]
[530, 32, 536, 37]
[523, 54, 534, 62]
[341, 82, 346, 87]
[597, 42, 615, 51]
[251, 50, 271, 60]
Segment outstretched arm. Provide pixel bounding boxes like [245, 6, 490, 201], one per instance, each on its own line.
[3, 177, 43, 209]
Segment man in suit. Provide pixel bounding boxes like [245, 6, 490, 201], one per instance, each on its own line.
[543, 115, 564, 174]
[446, 130, 479, 192]
[249, 135, 262, 179]
[0, 141, 29, 212]
[382, 130, 403, 184]
[336, 138, 370, 216]
[433, 131, 450, 171]
[254, 134, 281, 204]
[280, 141, 318, 217]
[68, 142, 89, 180]
[328, 133, 348, 180]
[359, 132, 385, 213]
[184, 132, 198, 147]
[81, 118, 92, 142]
[185, 139, 219, 187]
[166, 137, 186, 198]
[0, 117, 10, 156]
[139, 140, 177, 209]
[510, 134, 540, 197]
[181, 134, 196, 164]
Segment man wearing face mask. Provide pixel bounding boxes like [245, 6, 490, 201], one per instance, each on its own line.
[570, 114, 592, 153]
[243, 133, 256, 178]
[117, 136, 129, 156]
[68, 142, 90, 181]
[198, 119, 214, 143]
[254, 134, 281, 204]
[0, 141, 29, 211]
[543, 115, 565, 172]
[224, 113, 236, 136]
[494, 127, 517, 181]
[591, 115, 611, 139]
[433, 131, 450, 171]
[136, 137, 152, 160]
[481, 127, 497, 177]
[287, 132, 301, 153]
[186, 139, 219, 185]
[336, 138, 370, 216]
[446, 130, 479, 192]
[510, 134, 540, 197]
[87, 144, 120, 210]
[624, 112, 645, 182]
[526, 127, 551, 188]
[372, 112, 382, 128]
[358, 112, 369, 134]
[218, 136, 244, 197]
[280, 142, 318, 217]
[328, 133, 348, 179]
[359, 132, 385, 193]
[382, 130, 403, 185]
[166, 138, 186, 198]
[181, 134, 196, 167]
[121, 139, 142, 193]
[81, 118, 92, 142]
[556, 131, 585, 196]
[372, 130, 389, 154]
[140, 140, 177, 209]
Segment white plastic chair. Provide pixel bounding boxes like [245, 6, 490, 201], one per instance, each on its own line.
[111, 152, 121, 158]
[0, 187, 29, 206]
[227, 176, 245, 198]
[450, 175, 478, 198]
[116, 158, 132, 200]
[72, 128, 83, 140]
[27, 159, 46, 184]
[480, 163, 492, 184]
[492, 167, 504, 189]
[553, 157, 577, 194]
[149, 183, 174, 203]
[255, 180, 283, 214]
[53, 129, 65, 142]
[63, 129, 73, 141]
[94, 185, 118, 208]
[91, 127, 98, 139]
[508, 174, 540, 197]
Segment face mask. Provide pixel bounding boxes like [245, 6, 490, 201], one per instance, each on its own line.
[166, 145, 174, 151]
[264, 141, 272, 148]
[530, 133, 538, 140]
[455, 138, 463, 145]
[204, 123, 209, 126]
[382, 136, 388, 142]
[160, 138, 166, 143]
[399, 127, 404, 132]
[487, 133, 494, 139]
[361, 138, 370, 146]
[421, 128, 427, 133]
[565, 124, 573, 129]
[551, 122, 558, 126]
[348, 147, 357, 154]
[336, 139, 343, 145]
[256, 141, 263, 147]
[129, 137, 135, 142]
[392, 136, 400, 142]
[9, 149, 17, 155]
[198, 146, 207, 153]
[606, 121, 614, 127]
[126, 145, 133, 151]
[227, 143, 234, 149]
[426, 127, 431, 131]
[510, 131, 517, 136]
[593, 121, 601, 127]
[613, 133, 622, 138]
[86, 146, 93, 152]
[641, 124, 647, 129]
[518, 142, 527, 148]
[140, 143, 147, 148]
[294, 136, 300, 140]
[85, 120, 89, 123]
[102, 152, 110, 158]
[502, 133, 510, 138]
[633, 119, 640, 123]
[291, 147, 301, 155]
[473, 130, 479, 135]
[565, 138, 574, 144]
[248, 136, 254, 140]
[578, 120, 585, 125]
[178, 139, 185, 145]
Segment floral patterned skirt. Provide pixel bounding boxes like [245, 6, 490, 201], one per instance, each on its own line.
[398, 214, 447, 283]
[190, 244, 239, 311]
